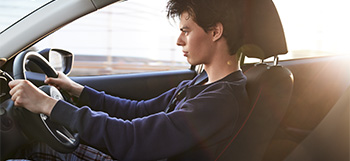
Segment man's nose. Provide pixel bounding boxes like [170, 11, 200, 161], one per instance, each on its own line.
[176, 35, 185, 46]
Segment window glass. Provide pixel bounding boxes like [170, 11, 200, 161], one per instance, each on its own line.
[247, 0, 350, 63]
[277, 0, 350, 58]
[33, 0, 350, 73]
[34, 0, 188, 76]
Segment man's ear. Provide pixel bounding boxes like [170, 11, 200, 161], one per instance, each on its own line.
[212, 22, 224, 42]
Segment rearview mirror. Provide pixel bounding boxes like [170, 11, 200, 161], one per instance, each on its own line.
[39, 48, 74, 75]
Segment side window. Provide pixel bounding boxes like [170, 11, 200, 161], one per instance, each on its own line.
[34, 1, 188, 76]
[246, 0, 350, 63]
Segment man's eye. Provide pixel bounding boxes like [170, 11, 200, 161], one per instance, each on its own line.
[180, 28, 189, 35]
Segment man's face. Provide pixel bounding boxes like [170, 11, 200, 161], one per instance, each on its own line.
[177, 12, 215, 66]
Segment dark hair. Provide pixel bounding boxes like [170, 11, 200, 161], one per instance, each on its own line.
[166, 0, 244, 55]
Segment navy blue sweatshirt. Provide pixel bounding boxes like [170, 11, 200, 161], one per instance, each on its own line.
[50, 70, 249, 161]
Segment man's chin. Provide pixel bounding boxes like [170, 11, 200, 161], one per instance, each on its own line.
[187, 61, 199, 66]
[187, 59, 200, 66]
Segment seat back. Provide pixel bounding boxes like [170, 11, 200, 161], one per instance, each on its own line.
[216, 64, 293, 161]
[215, 0, 294, 160]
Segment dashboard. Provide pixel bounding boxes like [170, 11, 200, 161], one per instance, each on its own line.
[0, 70, 28, 160]
[0, 71, 11, 103]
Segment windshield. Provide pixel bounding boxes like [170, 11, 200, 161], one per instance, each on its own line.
[0, 0, 52, 33]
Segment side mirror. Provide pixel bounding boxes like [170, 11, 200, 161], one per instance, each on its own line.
[39, 48, 74, 75]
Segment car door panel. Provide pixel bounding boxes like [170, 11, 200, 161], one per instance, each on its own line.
[71, 69, 196, 100]
[261, 55, 350, 160]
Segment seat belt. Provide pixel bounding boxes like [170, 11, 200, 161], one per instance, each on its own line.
[164, 71, 208, 113]
[194, 71, 208, 85]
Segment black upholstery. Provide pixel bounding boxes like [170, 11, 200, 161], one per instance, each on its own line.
[240, 0, 288, 60]
[216, 64, 294, 161]
[215, 0, 294, 160]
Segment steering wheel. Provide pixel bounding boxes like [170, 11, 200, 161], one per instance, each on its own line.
[11, 50, 79, 153]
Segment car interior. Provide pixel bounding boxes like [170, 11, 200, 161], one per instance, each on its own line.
[214, 0, 294, 160]
[0, 0, 349, 160]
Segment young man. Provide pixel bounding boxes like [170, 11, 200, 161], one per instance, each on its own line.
[9, 0, 248, 160]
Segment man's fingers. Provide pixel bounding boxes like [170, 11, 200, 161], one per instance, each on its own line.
[44, 77, 52, 84]
[13, 96, 21, 107]
[45, 77, 60, 85]
[8, 80, 31, 107]
[10, 89, 23, 106]
[9, 81, 22, 96]
[8, 80, 21, 89]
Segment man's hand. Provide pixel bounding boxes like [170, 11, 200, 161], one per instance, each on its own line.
[45, 72, 84, 98]
[9, 80, 57, 116]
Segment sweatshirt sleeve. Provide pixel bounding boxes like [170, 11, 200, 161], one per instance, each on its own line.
[50, 82, 243, 161]
[76, 86, 176, 120]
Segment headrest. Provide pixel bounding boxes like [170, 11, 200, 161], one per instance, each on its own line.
[240, 0, 288, 60]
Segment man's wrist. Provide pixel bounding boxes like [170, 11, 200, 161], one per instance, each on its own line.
[43, 97, 58, 116]
[72, 84, 84, 98]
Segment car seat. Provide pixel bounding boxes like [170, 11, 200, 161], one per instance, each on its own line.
[215, 0, 294, 160]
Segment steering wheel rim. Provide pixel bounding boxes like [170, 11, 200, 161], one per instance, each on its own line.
[12, 50, 79, 153]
